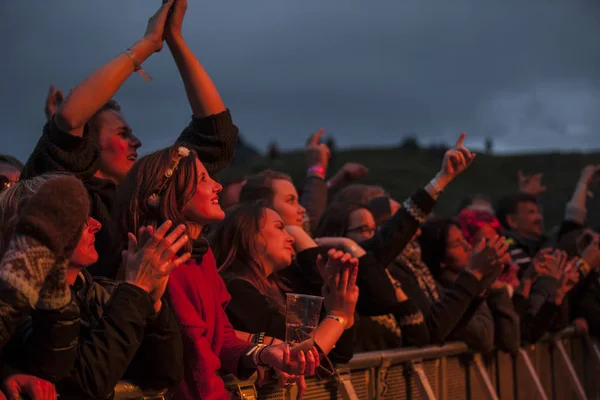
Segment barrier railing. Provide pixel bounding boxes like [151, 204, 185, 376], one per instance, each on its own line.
[221, 327, 600, 400]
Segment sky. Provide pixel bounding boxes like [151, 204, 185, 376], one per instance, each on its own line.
[1, 0, 600, 162]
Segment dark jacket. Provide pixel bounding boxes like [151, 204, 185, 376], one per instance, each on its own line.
[388, 261, 483, 345]
[437, 271, 497, 354]
[6, 270, 183, 399]
[22, 111, 238, 279]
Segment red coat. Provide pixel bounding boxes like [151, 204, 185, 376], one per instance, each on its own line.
[167, 249, 249, 400]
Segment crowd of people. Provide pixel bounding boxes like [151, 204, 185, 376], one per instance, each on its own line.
[1, 1, 600, 399]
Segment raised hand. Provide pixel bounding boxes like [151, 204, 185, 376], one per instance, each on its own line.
[44, 85, 64, 121]
[305, 129, 331, 176]
[123, 220, 191, 306]
[436, 132, 476, 187]
[578, 165, 600, 187]
[467, 235, 509, 283]
[555, 258, 580, 305]
[518, 171, 547, 196]
[165, 0, 187, 40]
[2, 374, 56, 400]
[144, 0, 175, 53]
[317, 249, 359, 329]
[328, 162, 369, 187]
[539, 249, 569, 281]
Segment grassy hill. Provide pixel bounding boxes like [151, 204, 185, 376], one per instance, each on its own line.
[217, 147, 600, 230]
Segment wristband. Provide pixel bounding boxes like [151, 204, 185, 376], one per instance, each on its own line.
[307, 166, 326, 179]
[245, 344, 268, 367]
[124, 49, 152, 82]
[326, 314, 346, 329]
[428, 177, 444, 195]
[576, 258, 591, 278]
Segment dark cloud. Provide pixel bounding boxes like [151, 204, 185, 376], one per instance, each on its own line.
[2, 0, 600, 162]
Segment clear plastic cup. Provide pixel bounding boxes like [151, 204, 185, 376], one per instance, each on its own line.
[285, 293, 323, 350]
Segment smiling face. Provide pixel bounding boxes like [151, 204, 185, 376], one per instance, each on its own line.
[93, 109, 141, 184]
[254, 208, 295, 273]
[509, 201, 544, 238]
[443, 224, 473, 273]
[182, 159, 225, 226]
[70, 217, 102, 268]
[270, 179, 306, 227]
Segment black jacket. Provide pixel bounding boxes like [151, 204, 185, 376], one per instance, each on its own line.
[5, 270, 183, 399]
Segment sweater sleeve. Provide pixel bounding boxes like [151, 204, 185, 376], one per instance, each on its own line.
[176, 110, 239, 176]
[123, 299, 184, 391]
[360, 189, 437, 267]
[487, 288, 520, 354]
[300, 177, 328, 236]
[58, 283, 156, 399]
[394, 300, 430, 347]
[224, 279, 287, 339]
[21, 118, 99, 180]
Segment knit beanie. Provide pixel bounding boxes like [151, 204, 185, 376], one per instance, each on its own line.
[0, 175, 89, 309]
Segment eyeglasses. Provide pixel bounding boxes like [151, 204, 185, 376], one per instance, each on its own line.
[0, 175, 18, 193]
[347, 225, 376, 237]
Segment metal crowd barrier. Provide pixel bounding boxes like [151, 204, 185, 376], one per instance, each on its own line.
[221, 327, 600, 400]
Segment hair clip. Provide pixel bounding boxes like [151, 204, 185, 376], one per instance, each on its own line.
[146, 146, 191, 208]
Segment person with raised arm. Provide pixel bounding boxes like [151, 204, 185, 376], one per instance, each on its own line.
[23, 0, 239, 279]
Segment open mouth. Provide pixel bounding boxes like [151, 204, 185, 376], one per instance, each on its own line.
[211, 197, 220, 205]
[127, 154, 138, 162]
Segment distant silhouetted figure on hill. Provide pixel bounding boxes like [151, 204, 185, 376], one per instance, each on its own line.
[267, 140, 280, 161]
[485, 137, 494, 155]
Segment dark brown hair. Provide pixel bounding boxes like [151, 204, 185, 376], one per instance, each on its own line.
[238, 169, 292, 207]
[418, 217, 462, 278]
[212, 202, 289, 314]
[314, 202, 369, 238]
[331, 184, 385, 205]
[115, 145, 199, 253]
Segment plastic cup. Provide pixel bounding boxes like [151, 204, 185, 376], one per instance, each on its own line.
[285, 293, 323, 348]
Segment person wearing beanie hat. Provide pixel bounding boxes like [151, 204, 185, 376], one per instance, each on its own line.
[0, 174, 89, 347]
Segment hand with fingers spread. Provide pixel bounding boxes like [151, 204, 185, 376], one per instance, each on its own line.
[555, 258, 580, 305]
[2, 374, 56, 400]
[538, 249, 569, 282]
[467, 235, 509, 284]
[328, 162, 369, 187]
[530, 248, 555, 278]
[518, 171, 547, 196]
[143, 0, 175, 53]
[317, 249, 360, 329]
[434, 132, 476, 189]
[44, 85, 64, 121]
[123, 220, 191, 311]
[305, 129, 331, 178]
